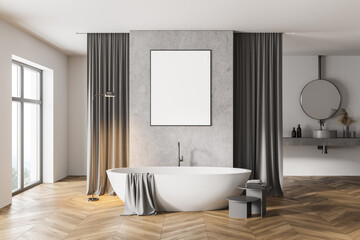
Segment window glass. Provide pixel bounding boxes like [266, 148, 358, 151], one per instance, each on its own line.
[24, 103, 41, 187]
[24, 67, 40, 100]
[12, 102, 21, 192]
[12, 64, 21, 98]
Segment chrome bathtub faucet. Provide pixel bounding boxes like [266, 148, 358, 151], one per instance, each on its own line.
[178, 142, 184, 167]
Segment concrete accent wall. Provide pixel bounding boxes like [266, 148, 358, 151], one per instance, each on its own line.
[129, 31, 233, 167]
[283, 56, 360, 176]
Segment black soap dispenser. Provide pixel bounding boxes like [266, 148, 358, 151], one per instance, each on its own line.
[291, 127, 297, 138]
[296, 124, 302, 138]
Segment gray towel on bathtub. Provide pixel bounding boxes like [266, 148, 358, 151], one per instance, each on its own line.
[122, 173, 157, 216]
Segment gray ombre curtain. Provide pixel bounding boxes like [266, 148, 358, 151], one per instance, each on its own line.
[86, 33, 129, 196]
[233, 33, 283, 196]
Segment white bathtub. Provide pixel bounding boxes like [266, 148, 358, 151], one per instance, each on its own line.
[106, 167, 251, 212]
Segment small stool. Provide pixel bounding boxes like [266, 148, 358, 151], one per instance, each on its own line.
[227, 196, 260, 218]
[238, 184, 270, 218]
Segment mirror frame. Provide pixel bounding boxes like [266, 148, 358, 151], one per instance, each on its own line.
[299, 79, 341, 121]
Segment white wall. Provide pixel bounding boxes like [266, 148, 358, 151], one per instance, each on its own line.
[68, 56, 87, 175]
[283, 56, 360, 176]
[0, 19, 68, 208]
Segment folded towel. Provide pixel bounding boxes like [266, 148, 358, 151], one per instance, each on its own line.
[247, 179, 262, 184]
[122, 173, 157, 216]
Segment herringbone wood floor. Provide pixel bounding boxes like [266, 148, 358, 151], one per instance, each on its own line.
[0, 176, 359, 239]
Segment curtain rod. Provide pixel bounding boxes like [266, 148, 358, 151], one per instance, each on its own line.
[76, 32, 129, 34]
[76, 31, 295, 35]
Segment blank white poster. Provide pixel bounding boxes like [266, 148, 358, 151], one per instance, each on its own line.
[150, 50, 211, 126]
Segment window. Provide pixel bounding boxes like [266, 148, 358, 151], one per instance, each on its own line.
[12, 61, 42, 194]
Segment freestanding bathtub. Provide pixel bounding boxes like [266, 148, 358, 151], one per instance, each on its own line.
[106, 167, 251, 212]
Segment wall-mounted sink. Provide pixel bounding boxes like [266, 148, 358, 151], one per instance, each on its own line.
[313, 130, 337, 138]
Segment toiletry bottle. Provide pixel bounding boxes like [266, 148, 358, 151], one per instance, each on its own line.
[296, 124, 302, 138]
[291, 127, 296, 138]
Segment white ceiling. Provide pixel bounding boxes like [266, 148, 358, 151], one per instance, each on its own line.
[0, 0, 360, 56]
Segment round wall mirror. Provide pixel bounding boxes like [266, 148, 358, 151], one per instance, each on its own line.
[300, 79, 341, 120]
